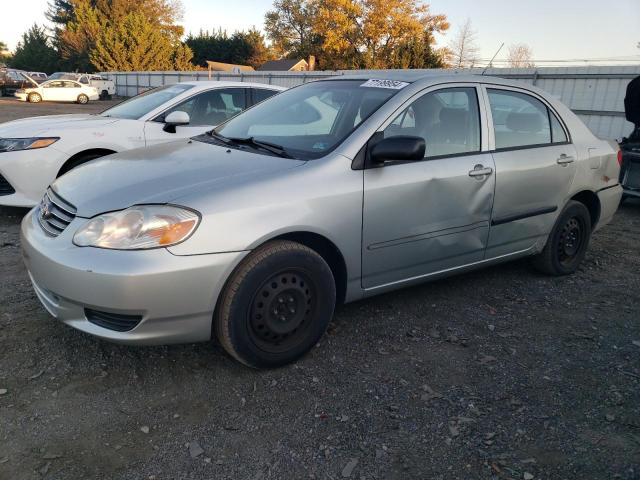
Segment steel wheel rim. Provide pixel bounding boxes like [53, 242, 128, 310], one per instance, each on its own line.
[557, 216, 584, 266]
[248, 269, 316, 354]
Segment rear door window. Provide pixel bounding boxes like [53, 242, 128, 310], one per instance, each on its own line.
[487, 89, 554, 149]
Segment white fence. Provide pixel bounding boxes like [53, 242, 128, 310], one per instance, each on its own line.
[101, 65, 640, 140]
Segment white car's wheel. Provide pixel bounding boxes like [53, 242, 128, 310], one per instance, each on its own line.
[27, 92, 42, 103]
[77, 94, 89, 104]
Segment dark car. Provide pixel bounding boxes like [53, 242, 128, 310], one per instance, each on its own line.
[620, 75, 640, 200]
[0, 69, 38, 96]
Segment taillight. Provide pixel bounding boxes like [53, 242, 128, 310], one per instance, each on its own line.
[617, 150, 623, 167]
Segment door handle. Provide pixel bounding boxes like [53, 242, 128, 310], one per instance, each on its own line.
[468, 164, 493, 177]
[557, 154, 575, 165]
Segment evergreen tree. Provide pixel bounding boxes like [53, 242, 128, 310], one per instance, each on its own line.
[49, 0, 191, 71]
[90, 11, 178, 71]
[185, 28, 274, 69]
[10, 25, 59, 73]
[172, 43, 195, 71]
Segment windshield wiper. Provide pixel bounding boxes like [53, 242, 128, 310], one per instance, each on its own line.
[210, 131, 292, 158]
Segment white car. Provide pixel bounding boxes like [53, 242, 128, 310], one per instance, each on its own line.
[15, 79, 100, 104]
[49, 72, 115, 99]
[0, 81, 285, 206]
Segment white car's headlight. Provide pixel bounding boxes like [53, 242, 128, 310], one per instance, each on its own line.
[73, 205, 200, 250]
[0, 137, 59, 152]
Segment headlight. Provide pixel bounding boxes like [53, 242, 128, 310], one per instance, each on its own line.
[0, 137, 59, 152]
[73, 205, 200, 250]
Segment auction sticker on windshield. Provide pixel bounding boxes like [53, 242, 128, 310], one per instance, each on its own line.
[360, 79, 410, 89]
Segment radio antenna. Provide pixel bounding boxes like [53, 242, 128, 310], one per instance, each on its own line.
[482, 43, 505, 75]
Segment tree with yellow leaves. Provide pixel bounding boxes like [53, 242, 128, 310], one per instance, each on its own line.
[266, 0, 449, 70]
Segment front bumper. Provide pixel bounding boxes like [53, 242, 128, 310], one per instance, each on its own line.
[21, 209, 248, 345]
[14, 93, 28, 101]
[0, 147, 69, 207]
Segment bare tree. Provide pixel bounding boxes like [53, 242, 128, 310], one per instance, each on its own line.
[447, 19, 480, 69]
[507, 43, 535, 68]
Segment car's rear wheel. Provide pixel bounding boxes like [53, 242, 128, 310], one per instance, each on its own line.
[27, 92, 41, 103]
[99, 90, 110, 100]
[531, 200, 592, 275]
[214, 240, 336, 369]
[77, 94, 89, 104]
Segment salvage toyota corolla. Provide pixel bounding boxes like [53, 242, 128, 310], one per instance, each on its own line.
[21, 74, 623, 368]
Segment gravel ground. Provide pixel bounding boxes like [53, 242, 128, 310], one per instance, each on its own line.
[0, 102, 639, 480]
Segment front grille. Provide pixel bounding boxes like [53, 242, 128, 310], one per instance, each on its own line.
[0, 174, 15, 196]
[37, 188, 77, 237]
[85, 309, 143, 332]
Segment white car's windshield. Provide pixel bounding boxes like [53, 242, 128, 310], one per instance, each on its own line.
[213, 80, 401, 159]
[101, 84, 194, 120]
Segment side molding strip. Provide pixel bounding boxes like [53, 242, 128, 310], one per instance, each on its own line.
[491, 206, 558, 226]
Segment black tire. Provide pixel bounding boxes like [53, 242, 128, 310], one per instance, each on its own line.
[214, 240, 336, 369]
[531, 200, 592, 276]
[99, 90, 109, 100]
[28, 92, 41, 103]
[77, 94, 89, 104]
[57, 152, 105, 177]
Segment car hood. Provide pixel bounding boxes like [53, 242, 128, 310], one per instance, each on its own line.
[0, 114, 118, 137]
[52, 138, 306, 218]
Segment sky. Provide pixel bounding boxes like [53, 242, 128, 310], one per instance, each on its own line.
[2, 0, 639, 66]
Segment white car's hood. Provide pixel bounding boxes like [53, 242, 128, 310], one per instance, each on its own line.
[0, 114, 119, 137]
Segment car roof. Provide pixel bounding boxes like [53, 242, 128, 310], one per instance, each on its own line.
[177, 81, 287, 91]
[317, 72, 531, 90]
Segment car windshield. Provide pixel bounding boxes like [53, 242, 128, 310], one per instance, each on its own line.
[100, 84, 194, 120]
[214, 80, 402, 159]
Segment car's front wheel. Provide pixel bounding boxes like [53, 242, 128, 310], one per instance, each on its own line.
[27, 92, 41, 103]
[532, 200, 592, 275]
[214, 240, 336, 368]
[77, 94, 89, 104]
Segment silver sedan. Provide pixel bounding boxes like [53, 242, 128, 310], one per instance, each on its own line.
[21, 74, 623, 368]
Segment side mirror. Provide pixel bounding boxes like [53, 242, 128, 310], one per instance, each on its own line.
[370, 135, 426, 164]
[163, 111, 190, 133]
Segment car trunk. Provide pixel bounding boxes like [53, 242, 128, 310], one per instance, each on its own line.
[621, 75, 640, 196]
